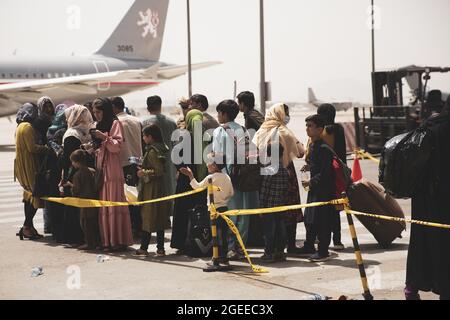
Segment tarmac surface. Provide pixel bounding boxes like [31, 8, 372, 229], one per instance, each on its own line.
[0, 111, 438, 300]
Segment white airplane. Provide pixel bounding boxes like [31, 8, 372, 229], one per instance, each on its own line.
[307, 87, 354, 111]
[0, 0, 220, 117]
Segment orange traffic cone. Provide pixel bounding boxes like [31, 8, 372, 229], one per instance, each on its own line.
[351, 154, 363, 182]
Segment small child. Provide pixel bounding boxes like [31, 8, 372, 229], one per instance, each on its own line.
[69, 149, 100, 250]
[301, 114, 335, 262]
[179, 153, 234, 266]
[259, 142, 289, 263]
[135, 124, 170, 257]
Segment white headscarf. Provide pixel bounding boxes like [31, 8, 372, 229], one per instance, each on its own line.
[63, 104, 94, 145]
[252, 103, 305, 168]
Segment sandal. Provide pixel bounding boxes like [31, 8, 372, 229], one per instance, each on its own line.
[77, 244, 91, 251]
[16, 227, 40, 240]
[156, 250, 166, 257]
[31, 227, 44, 239]
[134, 249, 149, 256]
[16, 227, 24, 240]
[112, 245, 128, 252]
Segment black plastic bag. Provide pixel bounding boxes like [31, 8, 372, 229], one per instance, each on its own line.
[379, 132, 409, 196]
[379, 126, 432, 198]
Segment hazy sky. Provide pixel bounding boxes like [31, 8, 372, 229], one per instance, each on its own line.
[1, 0, 449, 106]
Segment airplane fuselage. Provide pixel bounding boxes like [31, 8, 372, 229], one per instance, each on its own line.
[0, 55, 163, 116]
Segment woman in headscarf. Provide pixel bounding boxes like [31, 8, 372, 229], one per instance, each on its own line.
[14, 103, 49, 240]
[34, 96, 55, 145]
[92, 98, 133, 251]
[59, 104, 93, 245]
[43, 104, 68, 235]
[34, 97, 55, 234]
[47, 104, 69, 145]
[405, 109, 450, 300]
[253, 103, 306, 254]
[44, 104, 69, 241]
[170, 109, 208, 254]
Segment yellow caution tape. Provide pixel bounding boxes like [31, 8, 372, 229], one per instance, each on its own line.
[355, 149, 380, 164]
[25, 187, 219, 208]
[210, 199, 347, 274]
[222, 199, 348, 217]
[214, 198, 345, 274]
[208, 203, 267, 273]
[346, 209, 450, 230]
[217, 212, 268, 274]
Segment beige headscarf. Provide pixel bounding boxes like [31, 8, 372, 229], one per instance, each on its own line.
[63, 104, 94, 145]
[252, 103, 305, 168]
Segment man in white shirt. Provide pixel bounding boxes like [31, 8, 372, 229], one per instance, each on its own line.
[112, 96, 143, 236]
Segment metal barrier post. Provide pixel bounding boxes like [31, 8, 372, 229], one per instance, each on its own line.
[203, 178, 231, 272]
[342, 193, 374, 300]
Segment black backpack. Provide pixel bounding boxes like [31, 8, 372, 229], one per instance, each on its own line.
[222, 124, 262, 192]
[186, 205, 213, 257]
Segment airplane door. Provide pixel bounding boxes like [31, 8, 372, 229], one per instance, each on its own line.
[92, 60, 110, 91]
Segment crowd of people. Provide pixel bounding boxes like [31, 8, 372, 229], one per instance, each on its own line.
[13, 91, 346, 261]
[12, 90, 450, 299]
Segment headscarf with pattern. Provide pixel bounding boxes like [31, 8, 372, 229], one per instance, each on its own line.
[16, 103, 38, 125]
[63, 104, 94, 145]
[252, 103, 305, 168]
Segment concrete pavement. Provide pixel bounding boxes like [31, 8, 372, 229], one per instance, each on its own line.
[0, 118, 437, 300]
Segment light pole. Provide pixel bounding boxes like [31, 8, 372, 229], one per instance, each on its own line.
[187, 0, 193, 97]
[259, 0, 266, 115]
[371, 0, 375, 73]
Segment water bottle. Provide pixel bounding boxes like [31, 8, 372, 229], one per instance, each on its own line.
[96, 255, 110, 263]
[31, 266, 43, 277]
[128, 156, 142, 166]
[301, 294, 329, 300]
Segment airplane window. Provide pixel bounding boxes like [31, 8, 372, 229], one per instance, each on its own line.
[33, 73, 37, 78]
[1, 74, 5, 78]
[55, 73, 59, 78]
[69, 73, 74, 77]
[47, 73, 52, 78]
[10, 73, 13, 78]
[25, 74, 29, 78]
[41, 73, 44, 78]
[62, 73, 66, 77]
[17, 74, 22, 78]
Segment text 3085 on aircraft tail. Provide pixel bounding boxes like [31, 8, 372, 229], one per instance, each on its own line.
[96, 0, 169, 61]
